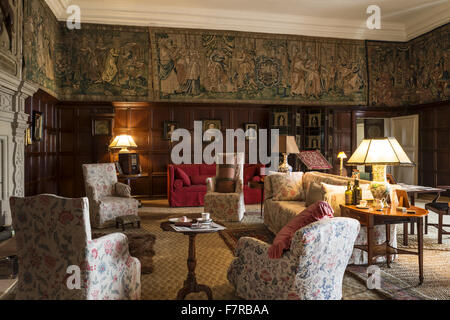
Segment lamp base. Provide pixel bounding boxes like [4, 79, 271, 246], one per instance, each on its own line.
[118, 148, 130, 154]
[372, 164, 387, 182]
[278, 153, 292, 173]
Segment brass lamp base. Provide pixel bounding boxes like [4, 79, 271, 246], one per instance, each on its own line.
[372, 164, 387, 182]
[278, 153, 292, 173]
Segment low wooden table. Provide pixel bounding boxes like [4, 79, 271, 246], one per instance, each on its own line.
[340, 204, 428, 284]
[248, 180, 264, 217]
[160, 221, 223, 300]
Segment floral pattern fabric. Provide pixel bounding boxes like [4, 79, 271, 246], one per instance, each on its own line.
[270, 172, 304, 201]
[83, 163, 139, 228]
[204, 154, 245, 222]
[263, 171, 402, 265]
[228, 217, 360, 300]
[9, 194, 141, 300]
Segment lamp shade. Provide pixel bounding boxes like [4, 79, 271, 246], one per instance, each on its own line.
[347, 137, 414, 166]
[337, 151, 347, 159]
[109, 135, 137, 153]
[273, 135, 300, 154]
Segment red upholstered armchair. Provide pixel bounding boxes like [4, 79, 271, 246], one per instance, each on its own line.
[167, 163, 265, 207]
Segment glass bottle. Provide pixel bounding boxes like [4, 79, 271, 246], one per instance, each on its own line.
[353, 179, 362, 205]
[345, 181, 353, 205]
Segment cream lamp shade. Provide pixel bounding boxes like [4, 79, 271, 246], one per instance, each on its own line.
[337, 152, 347, 159]
[109, 135, 138, 153]
[346, 137, 414, 182]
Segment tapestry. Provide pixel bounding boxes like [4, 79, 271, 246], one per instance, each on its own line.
[150, 28, 368, 105]
[56, 24, 151, 101]
[23, 0, 59, 96]
[368, 24, 450, 107]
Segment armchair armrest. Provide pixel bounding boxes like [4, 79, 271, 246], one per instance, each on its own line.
[206, 177, 216, 193]
[115, 182, 132, 197]
[86, 233, 141, 300]
[86, 184, 100, 202]
[235, 179, 243, 193]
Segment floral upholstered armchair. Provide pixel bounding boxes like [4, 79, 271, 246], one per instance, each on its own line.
[9, 194, 141, 300]
[204, 153, 245, 222]
[82, 163, 139, 228]
[227, 217, 360, 300]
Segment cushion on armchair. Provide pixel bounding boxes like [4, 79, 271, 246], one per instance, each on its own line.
[115, 182, 132, 197]
[268, 201, 334, 259]
[216, 164, 236, 193]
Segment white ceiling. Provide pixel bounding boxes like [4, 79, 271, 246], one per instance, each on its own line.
[46, 0, 450, 41]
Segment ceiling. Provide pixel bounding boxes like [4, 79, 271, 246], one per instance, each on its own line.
[46, 0, 450, 41]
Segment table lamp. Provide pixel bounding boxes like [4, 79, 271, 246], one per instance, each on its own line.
[109, 134, 137, 153]
[337, 151, 347, 176]
[346, 137, 414, 200]
[273, 135, 300, 173]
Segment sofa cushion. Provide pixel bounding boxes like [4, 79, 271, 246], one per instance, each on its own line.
[268, 201, 334, 259]
[244, 165, 258, 184]
[271, 172, 304, 201]
[175, 167, 191, 186]
[180, 185, 207, 192]
[251, 176, 261, 182]
[305, 182, 325, 206]
[199, 164, 216, 176]
[191, 175, 212, 185]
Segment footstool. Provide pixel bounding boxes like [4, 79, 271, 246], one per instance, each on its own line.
[92, 227, 156, 274]
[116, 215, 141, 231]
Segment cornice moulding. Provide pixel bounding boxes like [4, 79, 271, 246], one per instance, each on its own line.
[46, 0, 448, 42]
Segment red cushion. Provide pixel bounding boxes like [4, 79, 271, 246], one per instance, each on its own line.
[191, 175, 212, 185]
[244, 165, 258, 184]
[268, 201, 334, 259]
[175, 167, 191, 186]
[251, 176, 261, 182]
[199, 164, 216, 176]
[173, 179, 184, 189]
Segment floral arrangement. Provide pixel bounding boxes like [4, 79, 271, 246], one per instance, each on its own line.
[370, 182, 390, 201]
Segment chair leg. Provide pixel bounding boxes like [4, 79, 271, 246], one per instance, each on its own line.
[425, 215, 428, 234]
[438, 214, 443, 244]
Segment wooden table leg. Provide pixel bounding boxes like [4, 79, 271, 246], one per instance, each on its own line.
[176, 233, 213, 300]
[403, 223, 409, 245]
[410, 193, 416, 235]
[385, 224, 391, 268]
[417, 217, 424, 285]
[367, 216, 374, 266]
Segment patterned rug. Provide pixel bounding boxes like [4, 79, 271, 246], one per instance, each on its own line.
[219, 221, 450, 300]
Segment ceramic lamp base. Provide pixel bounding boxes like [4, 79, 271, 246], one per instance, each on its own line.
[372, 164, 387, 182]
[278, 153, 292, 173]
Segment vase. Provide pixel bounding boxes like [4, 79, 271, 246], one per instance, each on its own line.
[370, 181, 390, 201]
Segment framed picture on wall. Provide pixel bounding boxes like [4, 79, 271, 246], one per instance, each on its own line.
[92, 119, 112, 136]
[202, 119, 221, 132]
[32, 110, 43, 141]
[244, 123, 258, 140]
[295, 135, 302, 149]
[308, 113, 321, 127]
[164, 121, 178, 140]
[296, 113, 302, 126]
[307, 135, 321, 149]
[273, 111, 289, 127]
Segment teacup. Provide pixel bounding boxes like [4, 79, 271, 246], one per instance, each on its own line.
[359, 200, 367, 207]
[202, 212, 210, 221]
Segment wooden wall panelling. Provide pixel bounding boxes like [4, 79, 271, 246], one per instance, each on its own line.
[25, 90, 59, 196]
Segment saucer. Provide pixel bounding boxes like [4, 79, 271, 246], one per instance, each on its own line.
[169, 217, 193, 223]
[356, 205, 369, 209]
[196, 218, 213, 223]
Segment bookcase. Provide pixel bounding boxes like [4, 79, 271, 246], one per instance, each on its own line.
[270, 107, 334, 171]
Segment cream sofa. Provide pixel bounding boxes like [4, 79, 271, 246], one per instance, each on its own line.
[264, 171, 400, 265]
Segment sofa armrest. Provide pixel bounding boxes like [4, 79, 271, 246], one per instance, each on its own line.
[115, 182, 132, 197]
